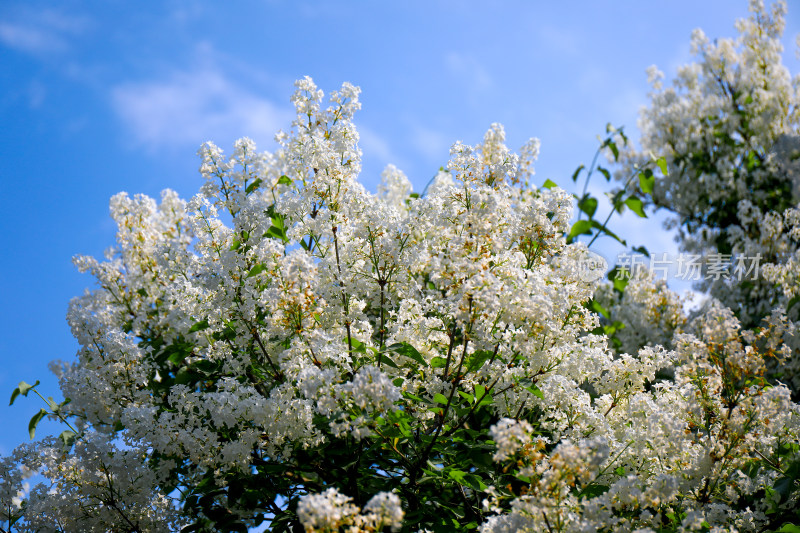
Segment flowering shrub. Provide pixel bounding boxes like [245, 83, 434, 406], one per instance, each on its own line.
[2, 3, 800, 532]
[620, 0, 800, 330]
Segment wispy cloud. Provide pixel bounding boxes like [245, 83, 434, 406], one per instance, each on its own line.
[409, 123, 450, 163]
[663, 41, 695, 80]
[357, 123, 409, 190]
[576, 65, 646, 130]
[0, 9, 89, 56]
[111, 67, 293, 151]
[27, 80, 46, 109]
[444, 52, 493, 93]
[359, 124, 396, 165]
[0, 23, 65, 54]
[535, 25, 581, 58]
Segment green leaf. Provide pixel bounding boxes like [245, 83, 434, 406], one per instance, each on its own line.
[175, 366, 193, 385]
[584, 299, 610, 319]
[247, 264, 266, 278]
[656, 156, 668, 176]
[448, 469, 467, 484]
[466, 474, 488, 491]
[777, 525, 800, 533]
[631, 245, 650, 258]
[188, 319, 210, 333]
[774, 476, 795, 501]
[431, 357, 447, 369]
[402, 392, 428, 404]
[10, 380, 39, 406]
[608, 266, 630, 293]
[46, 396, 58, 412]
[525, 385, 544, 399]
[610, 190, 626, 212]
[568, 220, 593, 241]
[378, 353, 399, 369]
[624, 197, 647, 218]
[580, 484, 610, 499]
[615, 466, 626, 476]
[608, 335, 622, 350]
[596, 166, 611, 181]
[192, 360, 220, 376]
[606, 140, 619, 161]
[465, 350, 493, 373]
[245, 178, 263, 194]
[388, 343, 427, 366]
[266, 225, 288, 243]
[29, 408, 47, 439]
[571, 164, 585, 182]
[350, 338, 366, 353]
[638, 171, 655, 194]
[7, 389, 20, 406]
[745, 150, 759, 171]
[542, 179, 558, 189]
[167, 349, 189, 366]
[474, 384, 486, 401]
[590, 220, 626, 245]
[263, 208, 289, 243]
[271, 211, 286, 228]
[277, 175, 293, 186]
[578, 196, 598, 218]
[433, 393, 449, 405]
[59, 430, 77, 449]
[603, 321, 627, 336]
[786, 458, 800, 479]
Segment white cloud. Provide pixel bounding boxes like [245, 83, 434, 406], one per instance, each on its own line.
[0, 9, 89, 56]
[664, 42, 695, 78]
[358, 124, 396, 165]
[608, 86, 647, 131]
[536, 25, 581, 57]
[0, 23, 65, 54]
[444, 52, 492, 93]
[26, 80, 46, 109]
[575, 65, 646, 132]
[409, 124, 450, 162]
[111, 68, 293, 151]
[357, 124, 410, 190]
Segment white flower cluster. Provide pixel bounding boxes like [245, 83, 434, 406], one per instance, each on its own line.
[622, 0, 800, 329]
[1, 76, 603, 530]
[489, 418, 537, 462]
[0, 70, 798, 532]
[5, 435, 180, 532]
[594, 267, 686, 355]
[482, 302, 800, 532]
[763, 205, 800, 301]
[297, 488, 404, 532]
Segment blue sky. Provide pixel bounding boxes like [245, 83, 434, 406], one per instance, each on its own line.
[1, 1, 798, 455]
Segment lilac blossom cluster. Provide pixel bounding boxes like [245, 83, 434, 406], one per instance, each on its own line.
[1, 2, 799, 529]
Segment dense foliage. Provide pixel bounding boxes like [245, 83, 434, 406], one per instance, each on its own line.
[2, 2, 800, 532]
